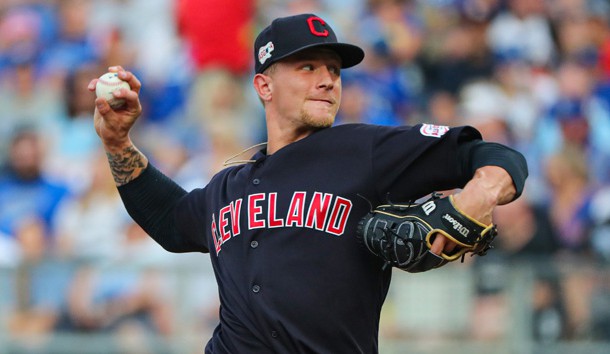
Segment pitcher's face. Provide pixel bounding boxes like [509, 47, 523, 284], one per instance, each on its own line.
[268, 48, 342, 129]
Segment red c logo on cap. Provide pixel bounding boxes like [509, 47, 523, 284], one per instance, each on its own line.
[307, 16, 329, 37]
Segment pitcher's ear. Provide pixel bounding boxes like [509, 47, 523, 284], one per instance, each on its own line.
[253, 73, 272, 102]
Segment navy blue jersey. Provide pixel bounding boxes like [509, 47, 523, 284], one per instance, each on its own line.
[170, 123, 482, 353]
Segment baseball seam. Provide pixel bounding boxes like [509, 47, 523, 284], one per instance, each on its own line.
[98, 78, 128, 87]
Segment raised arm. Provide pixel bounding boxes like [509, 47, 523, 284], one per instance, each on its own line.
[87, 66, 148, 185]
[87, 67, 201, 253]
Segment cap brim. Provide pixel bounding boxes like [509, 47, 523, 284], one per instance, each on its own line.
[263, 42, 365, 72]
[318, 43, 365, 68]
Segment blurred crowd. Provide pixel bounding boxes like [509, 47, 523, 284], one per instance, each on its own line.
[1, 0, 610, 352]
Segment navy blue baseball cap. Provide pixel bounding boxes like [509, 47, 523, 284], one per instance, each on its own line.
[254, 14, 365, 74]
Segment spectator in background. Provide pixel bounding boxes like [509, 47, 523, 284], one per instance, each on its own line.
[173, 119, 251, 191]
[420, 16, 494, 97]
[7, 217, 73, 352]
[338, 0, 422, 125]
[486, 0, 555, 68]
[0, 3, 56, 75]
[58, 263, 174, 353]
[458, 0, 502, 23]
[553, 5, 598, 67]
[0, 127, 69, 240]
[533, 61, 610, 190]
[544, 144, 594, 255]
[0, 6, 65, 161]
[362, 0, 423, 65]
[91, 0, 182, 82]
[426, 90, 460, 126]
[3, 131, 74, 349]
[548, 0, 610, 105]
[55, 222, 176, 353]
[51, 152, 177, 348]
[334, 76, 370, 124]
[493, 196, 559, 259]
[177, 0, 258, 145]
[458, 80, 512, 144]
[89, 0, 189, 125]
[492, 56, 541, 145]
[53, 151, 130, 264]
[470, 195, 564, 342]
[47, 63, 105, 193]
[176, 0, 253, 76]
[183, 69, 256, 148]
[42, 0, 101, 79]
[587, 0, 610, 117]
[49, 143, 180, 348]
[0, 8, 74, 348]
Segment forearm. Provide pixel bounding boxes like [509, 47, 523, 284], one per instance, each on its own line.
[452, 140, 528, 225]
[452, 166, 515, 225]
[104, 141, 149, 186]
[431, 140, 528, 254]
[465, 141, 528, 200]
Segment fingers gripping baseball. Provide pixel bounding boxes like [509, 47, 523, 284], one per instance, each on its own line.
[88, 66, 143, 150]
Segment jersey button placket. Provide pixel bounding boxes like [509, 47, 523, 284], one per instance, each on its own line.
[249, 159, 263, 299]
[250, 157, 263, 187]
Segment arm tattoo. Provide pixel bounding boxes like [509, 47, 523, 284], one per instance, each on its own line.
[106, 146, 147, 186]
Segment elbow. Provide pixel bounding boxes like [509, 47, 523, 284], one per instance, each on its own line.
[159, 242, 184, 253]
[156, 236, 208, 254]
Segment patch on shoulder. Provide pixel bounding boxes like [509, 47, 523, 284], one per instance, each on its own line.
[419, 124, 450, 138]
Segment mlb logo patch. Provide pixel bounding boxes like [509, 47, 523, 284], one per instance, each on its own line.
[420, 124, 449, 138]
[258, 41, 274, 65]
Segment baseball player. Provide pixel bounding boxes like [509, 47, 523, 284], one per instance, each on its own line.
[89, 13, 527, 354]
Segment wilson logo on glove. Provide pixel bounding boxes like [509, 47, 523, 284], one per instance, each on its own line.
[441, 213, 470, 237]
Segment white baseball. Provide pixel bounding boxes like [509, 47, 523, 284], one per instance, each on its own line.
[95, 72, 131, 108]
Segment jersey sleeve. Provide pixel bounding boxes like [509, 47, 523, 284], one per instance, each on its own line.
[466, 140, 529, 199]
[118, 163, 209, 253]
[370, 124, 483, 201]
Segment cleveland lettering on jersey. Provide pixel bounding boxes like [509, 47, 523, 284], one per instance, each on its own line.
[212, 191, 353, 254]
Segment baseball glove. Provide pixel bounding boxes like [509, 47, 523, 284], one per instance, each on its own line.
[356, 193, 497, 273]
